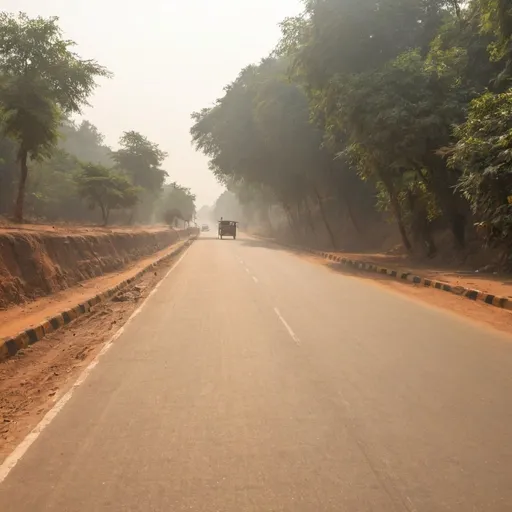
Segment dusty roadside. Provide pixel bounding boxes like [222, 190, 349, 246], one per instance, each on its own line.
[320, 250, 512, 299]
[250, 234, 512, 333]
[0, 220, 171, 235]
[0, 239, 188, 341]
[307, 254, 512, 336]
[0, 240, 192, 463]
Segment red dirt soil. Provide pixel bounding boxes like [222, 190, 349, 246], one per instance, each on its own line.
[0, 246, 190, 462]
[324, 250, 512, 299]
[0, 225, 188, 309]
[0, 239, 189, 341]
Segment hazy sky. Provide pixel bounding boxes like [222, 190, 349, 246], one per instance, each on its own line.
[3, 0, 302, 207]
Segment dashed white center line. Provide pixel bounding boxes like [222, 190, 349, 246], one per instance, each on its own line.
[274, 307, 300, 346]
[252, 276, 259, 284]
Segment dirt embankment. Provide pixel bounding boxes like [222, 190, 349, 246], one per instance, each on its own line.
[0, 227, 192, 309]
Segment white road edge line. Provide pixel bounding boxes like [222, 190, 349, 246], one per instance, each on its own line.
[0, 242, 194, 485]
[273, 307, 300, 346]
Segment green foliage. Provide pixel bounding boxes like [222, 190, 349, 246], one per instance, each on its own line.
[0, 76, 60, 160]
[213, 190, 245, 222]
[25, 149, 82, 219]
[451, 91, 512, 246]
[0, 12, 111, 113]
[0, 11, 192, 229]
[112, 131, 168, 192]
[110, 131, 169, 223]
[191, 0, 512, 261]
[158, 182, 196, 225]
[0, 12, 111, 221]
[474, 0, 512, 91]
[76, 164, 140, 225]
[0, 136, 18, 212]
[59, 119, 113, 166]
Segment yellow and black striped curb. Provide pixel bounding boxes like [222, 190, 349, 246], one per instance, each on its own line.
[0, 235, 197, 362]
[317, 251, 512, 311]
[248, 233, 512, 312]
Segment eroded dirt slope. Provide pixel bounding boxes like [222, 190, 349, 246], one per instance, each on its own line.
[0, 227, 190, 308]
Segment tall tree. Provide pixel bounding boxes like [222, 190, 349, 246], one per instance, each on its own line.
[76, 164, 139, 225]
[59, 119, 113, 166]
[450, 91, 512, 255]
[111, 131, 168, 222]
[0, 12, 111, 221]
[479, 0, 512, 89]
[112, 131, 168, 192]
[157, 182, 196, 225]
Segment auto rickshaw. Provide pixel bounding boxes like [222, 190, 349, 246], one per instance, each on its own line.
[218, 219, 237, 240]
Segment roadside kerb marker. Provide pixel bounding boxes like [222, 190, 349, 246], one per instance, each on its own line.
[0, 234, 198, 362]
[248, 234, 512, 312]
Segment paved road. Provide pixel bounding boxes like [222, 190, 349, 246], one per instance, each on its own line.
[1, 233, 512, 511]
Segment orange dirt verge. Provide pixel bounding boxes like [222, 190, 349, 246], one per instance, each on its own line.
[303, 254, 512, 336]
[0, 225, 188, 309]
[0, 239, 189, 342]
[0, 245, 191, 462]
[323, 250, 512, 300]
[250, 233, 512, 304]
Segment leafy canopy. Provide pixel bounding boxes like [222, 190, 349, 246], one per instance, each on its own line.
[76, 164, 140, 225]
[451, 91, 512, 244]
[0, 12, 111, 113]
[112, 131, 168, 193]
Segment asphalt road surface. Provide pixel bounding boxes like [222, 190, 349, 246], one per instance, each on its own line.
[1, 233, 512, 511]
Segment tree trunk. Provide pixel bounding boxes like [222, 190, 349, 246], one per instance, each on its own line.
[14, 147, 29, 223]
[99, 202, 108, 225]
[406, 189, 437, 258]
[262, 206, 273, 233]
[304, 199, 317, 234]
[313, 187, 337, 250]
[381, 175, 412, 252]
[423, 153, 466, 249]
[344, 193, 362, 234]
[390, 194, 412, 252]
[334, 181, 362, 235]
[282, 203, 299, 239]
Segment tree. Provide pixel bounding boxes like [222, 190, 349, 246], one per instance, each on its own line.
[329, 50, 471, 250]
[190, 0, 510, 261]
[59, 119, 113, 166]
[191, 58, 358, 248]
[0, 12, 110, 222]
[111, 131, 168, 223]
[479, 0, 512, 89]
[76, 164, 139, 225]
[0, 129, 21, 214]
[112, 131, 167, 192]
[0, 76, 61, 222]
[163, 208, 184, 227]
[25, 148, 82, 220]
[450, 91, 512, 253]
[157, 182, 196, 226]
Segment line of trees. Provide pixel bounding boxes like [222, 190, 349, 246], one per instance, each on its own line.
[191, 0, 512, 265]
[0, 12, 195, 226]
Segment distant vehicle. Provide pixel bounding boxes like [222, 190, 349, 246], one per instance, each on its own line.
[201, 224, 210, 232]
[218, 220, 237, 240]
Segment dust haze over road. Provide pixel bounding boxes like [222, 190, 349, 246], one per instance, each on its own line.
[1, 233, 512, 511]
